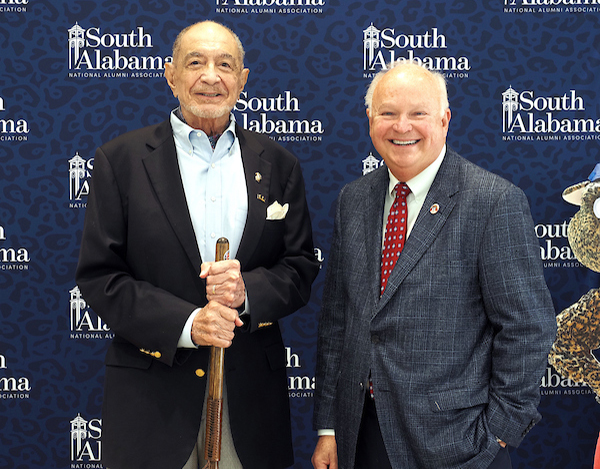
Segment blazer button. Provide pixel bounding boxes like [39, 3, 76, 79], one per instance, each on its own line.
[359, 382, 364, 391]
[371, 334, 380, 344]
[196, 369, 206, 378]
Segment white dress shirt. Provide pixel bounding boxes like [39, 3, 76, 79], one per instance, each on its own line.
[382, 144, 446, 246]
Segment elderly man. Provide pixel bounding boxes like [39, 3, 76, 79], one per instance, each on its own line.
[76, 21, 319, 469]
[311, 61, 556, 469]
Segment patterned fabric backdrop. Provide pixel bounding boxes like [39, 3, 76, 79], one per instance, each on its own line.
[1, 1, 600, 468]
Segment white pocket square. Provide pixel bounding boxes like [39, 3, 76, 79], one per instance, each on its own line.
[266, 201, 289, 220]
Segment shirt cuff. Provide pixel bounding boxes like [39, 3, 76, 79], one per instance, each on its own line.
[177, 293, 249, 348]
[318, 429, 335, 437]
[177, 307, 201, 349]
[241, 292, 249, 316]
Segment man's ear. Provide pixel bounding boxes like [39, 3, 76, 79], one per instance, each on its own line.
[238, 68, 250, 95]
[442, 108, 451, 129]
[164, 62, 178, 98]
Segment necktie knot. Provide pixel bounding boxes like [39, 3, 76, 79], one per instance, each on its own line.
[395, 182, 410, 200]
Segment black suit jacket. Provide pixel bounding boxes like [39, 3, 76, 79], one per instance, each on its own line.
[76, 119, 319, 469]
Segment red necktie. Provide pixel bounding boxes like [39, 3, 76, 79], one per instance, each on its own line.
[380, 182, 410, 295]
[370, 183, 409, 400]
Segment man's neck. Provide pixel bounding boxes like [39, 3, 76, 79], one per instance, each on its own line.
[177, 107, 230, 137]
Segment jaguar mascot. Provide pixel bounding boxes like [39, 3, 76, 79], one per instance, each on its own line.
[548, 165, 600, 468]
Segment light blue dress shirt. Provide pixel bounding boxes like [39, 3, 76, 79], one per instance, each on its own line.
[171, 111, 248, 261]
[170, 110, 248, 348]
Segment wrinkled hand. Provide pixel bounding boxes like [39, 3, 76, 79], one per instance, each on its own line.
[312, 435, 338, 469]
[192, 259, 245, 347]
[191, 301, 244, 348]
[200, 259, 245, 309]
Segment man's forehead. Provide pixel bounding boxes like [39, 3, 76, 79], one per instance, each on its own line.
[183, 37, 234, 53]
[373, 90, 435, 108]
[373, 76, 439, 107]
[182, 24, 235, 47]
[179, 30, 240, 62]
[381, 70, 429, 91]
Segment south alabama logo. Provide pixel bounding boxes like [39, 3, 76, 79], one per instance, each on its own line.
[502, 86, 600, 140]
[67, 22, 171, 73]
[362, 23, 470, 76]
[70, 414, 103, 465]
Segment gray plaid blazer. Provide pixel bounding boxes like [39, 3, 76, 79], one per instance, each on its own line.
[313, 148, 556, 469]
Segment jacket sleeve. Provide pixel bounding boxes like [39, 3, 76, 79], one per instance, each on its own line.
[75, 145, 198, 367]
[480, 185, 557, 447]
[313, 186, 348, 430]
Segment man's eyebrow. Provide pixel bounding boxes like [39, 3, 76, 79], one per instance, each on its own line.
[184, 51, 237, 63]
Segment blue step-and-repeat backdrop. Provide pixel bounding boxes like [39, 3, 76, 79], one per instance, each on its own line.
[2, 1, 600, 468]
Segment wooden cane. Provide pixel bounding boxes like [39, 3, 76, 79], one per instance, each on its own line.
[203, 237, 229, 469]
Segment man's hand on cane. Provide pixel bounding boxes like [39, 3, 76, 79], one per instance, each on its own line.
[201, 259, 245, 309]
[191, 301, 242, 348]
[192, 259, 245, 348]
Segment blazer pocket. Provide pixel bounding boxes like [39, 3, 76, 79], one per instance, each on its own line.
[428, 385, 489, 413]
[262, 219, 286, 245]
[105, 342, 153, 370]
[264, 218, 285, 229]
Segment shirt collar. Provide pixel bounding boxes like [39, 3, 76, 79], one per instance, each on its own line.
[387, 144, 446, 202]
[170, 108, 237, 153]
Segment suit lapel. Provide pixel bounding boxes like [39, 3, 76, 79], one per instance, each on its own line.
[235, 126, 270, 268]
[376, 150, 460, 312]
[365, 167, 389, 309]
[142, 120, 202, 273]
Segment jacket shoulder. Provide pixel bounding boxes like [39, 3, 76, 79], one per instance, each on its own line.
[99, 120, 172, 156]
[237, 125, 297, 164]
[448, 149, 520, 195]
[340, 165, 387, 197]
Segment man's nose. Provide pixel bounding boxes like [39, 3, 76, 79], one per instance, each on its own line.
[392, 115, 412, 133]
[200, 63, 221, 85]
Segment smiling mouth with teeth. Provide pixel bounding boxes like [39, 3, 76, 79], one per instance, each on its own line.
[392, 139, 419, 146]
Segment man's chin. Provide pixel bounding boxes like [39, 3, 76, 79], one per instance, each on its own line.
[186, 104, 231, 120]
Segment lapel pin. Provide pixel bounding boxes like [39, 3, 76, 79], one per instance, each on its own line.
[429, 203, 440, 214]
[255, 172, 262, 183]
[257, 194, 266, 203]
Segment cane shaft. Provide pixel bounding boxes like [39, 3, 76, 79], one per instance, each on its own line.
[204, 237, 229, 467]
[204, 346, 224, 462]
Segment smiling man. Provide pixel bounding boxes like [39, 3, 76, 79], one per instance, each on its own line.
[165, 22, 249, 135]
[311, 61, 556, 469]
[76, 21, 319, 469]
[365, 61, 450, 183]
